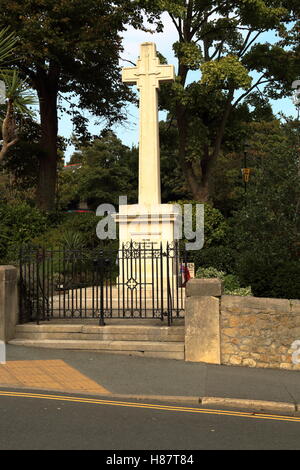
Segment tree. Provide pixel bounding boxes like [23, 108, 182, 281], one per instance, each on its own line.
[141, 0, 299, 201]
[58, 132, 138, 210]
[159, 94, 275, 212]
[0, 0, 144, 211]
[232, 119, 300, 298]
[159, 120, 192, 201]
[1, 117, 66, 201]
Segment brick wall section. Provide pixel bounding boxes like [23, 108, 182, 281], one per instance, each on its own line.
[221, 296, 300, 370]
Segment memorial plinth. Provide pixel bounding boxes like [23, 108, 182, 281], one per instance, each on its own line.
[114, 204, 180, 248]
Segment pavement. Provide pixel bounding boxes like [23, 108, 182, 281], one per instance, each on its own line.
[0, 344, 300, 415]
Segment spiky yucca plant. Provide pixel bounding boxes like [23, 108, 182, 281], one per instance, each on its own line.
[0, 70, 36, 160]
[0, 28, 36, 161]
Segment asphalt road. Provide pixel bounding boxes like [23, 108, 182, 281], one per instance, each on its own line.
[0, 390, 300, 450]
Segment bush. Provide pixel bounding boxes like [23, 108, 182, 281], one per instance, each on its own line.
[271, 261, 300, 299]
[236, 251, 300, 299]
[230, 131, 300, 300]
[0, 204, 116, 264]
[191, 245, 237, 273]
[172, 200, 229, 246]
[172, 201, 236, 274]
[31, 212, 119, 258]
[196, 266, 252, 296]
[32, 213, 101, 250]
[0, 202, 49, 263]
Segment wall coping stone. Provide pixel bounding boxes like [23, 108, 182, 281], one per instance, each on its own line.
[0, 266, 18, 282]
[221, 295, 292, 314]
[186, 278, 224, 298]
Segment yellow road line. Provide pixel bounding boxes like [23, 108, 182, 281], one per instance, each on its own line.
[0, 390, 299, 424]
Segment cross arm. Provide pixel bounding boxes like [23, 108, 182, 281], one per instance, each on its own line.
[122, 67, 138, 86]
[157, 64, 175, 83]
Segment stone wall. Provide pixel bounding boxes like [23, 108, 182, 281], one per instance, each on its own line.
[221, 296, 300, 370]
[185, 279, 300, 371]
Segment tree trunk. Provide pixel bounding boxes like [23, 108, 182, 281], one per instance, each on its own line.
[36, 84, 58, 211]
[185, 163, 210, 202]
[0, 99, 18, 162]
[175, 90, 234, 203]
[176, 103, 211, 202]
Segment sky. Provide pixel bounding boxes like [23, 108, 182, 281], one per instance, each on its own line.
[60, 13, 298, 162]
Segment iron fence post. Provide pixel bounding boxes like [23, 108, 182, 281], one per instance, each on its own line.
[98, 251, 105, 326]
[166, 243, 172, 326]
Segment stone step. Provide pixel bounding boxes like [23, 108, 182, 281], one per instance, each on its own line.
[14, 333, 185, 342]
[8, 338, 185, 360]
[13, 334, 185, 342]
[14, 324, 184, 342]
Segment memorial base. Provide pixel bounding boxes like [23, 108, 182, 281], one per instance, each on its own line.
[113, 204, 182, 288]
[114, 204, 180, 248]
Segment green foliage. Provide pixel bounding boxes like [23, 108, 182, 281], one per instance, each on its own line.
[236, 252, 300, 299]
[142, 0, 298, 202]
[60, 231, 87, 251]
[0, 28, 36, 163]
[0, 0, 143, 131]
[1, 70, 36, 114]
[171, 200, 229, 247]
[0, 0, 146, 209]
[201, 56, 252, 91]
[0, 201, 48, 262]
[173, 41, 203, 70]
[32, 213, 101, 250]
[159, 120, 192, 201]
[172, 200, 235, 273]
[0, 202, 104, 263]
[244, 43, 298, 99]
[0, 27, 17, 65]
[58, 132, 138, 210]
[193, 245, 238, 273]
[0, 117, 66, 196]
[195, 266, 252, 296]
[232, 121, 300, 299]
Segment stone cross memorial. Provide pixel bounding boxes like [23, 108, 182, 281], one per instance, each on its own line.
[122, 42, 175, 205]
[114, 43, 180, 248]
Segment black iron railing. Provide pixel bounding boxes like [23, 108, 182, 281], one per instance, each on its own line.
[19, 242, 187, 326]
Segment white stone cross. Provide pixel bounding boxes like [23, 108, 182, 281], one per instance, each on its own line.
[122, 43, 175, 206]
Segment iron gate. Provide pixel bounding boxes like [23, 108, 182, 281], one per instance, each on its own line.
[19, 242, 187, 326]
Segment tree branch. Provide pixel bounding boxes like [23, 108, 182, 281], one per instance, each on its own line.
[232, 76, 271, 107]
[238, 31, 263, 57]
[185, 0, 194, 41]
[119, 57, 136, 67]
[209, 40, 226, 60]
[190, 1, 229, 39]
[211, 89, 234, 165]
[169, 13, 184, 41]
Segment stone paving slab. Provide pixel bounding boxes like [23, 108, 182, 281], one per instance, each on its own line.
[0, 360, 111, 395]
